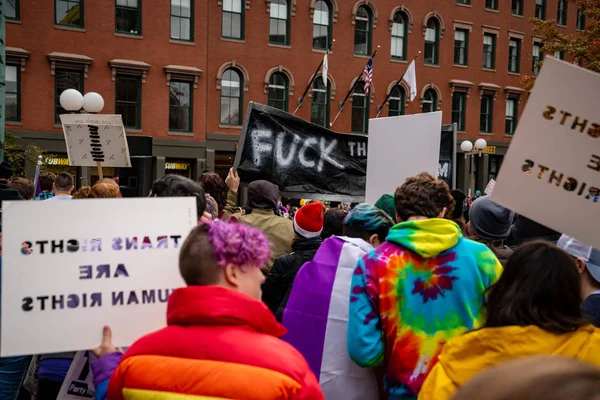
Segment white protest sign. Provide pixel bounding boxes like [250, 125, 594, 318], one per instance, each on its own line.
[491, 57, 600, 249]
[366, 112, 442, 204]
[484, 179, 496, 195]
[60, 114, 131, 168]
[1, 198, 197, 356]
[57, 351, 95, 399]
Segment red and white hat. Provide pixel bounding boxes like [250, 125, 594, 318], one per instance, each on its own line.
[293, 202, 324, 238]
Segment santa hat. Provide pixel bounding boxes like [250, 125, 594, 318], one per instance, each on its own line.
[293, 202, 324, 238]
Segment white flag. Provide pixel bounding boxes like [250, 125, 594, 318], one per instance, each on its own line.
[322, 53, 328, 87]
[403, 60, 417, 101]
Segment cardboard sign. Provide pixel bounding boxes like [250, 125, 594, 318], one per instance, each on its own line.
[60, 114, 131, 168]
[1, 198, 197, 356]
[57, 351, 95, 399]
[365, 112, 443, 205]
[491, 57, 600, 249]
[485, 179, 496, 195]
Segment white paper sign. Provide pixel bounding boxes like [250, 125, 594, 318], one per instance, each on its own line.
[491, 57, 600, 249]
[57, 351, 95, 399]
[1, 198, 197, 356]
[366, 112, 443, 204]
[60, 114, 131, 168]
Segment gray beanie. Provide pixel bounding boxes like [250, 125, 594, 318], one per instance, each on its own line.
[469, 196, 515, 240]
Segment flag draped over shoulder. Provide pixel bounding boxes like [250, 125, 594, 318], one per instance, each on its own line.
[281, 236, 379, 400]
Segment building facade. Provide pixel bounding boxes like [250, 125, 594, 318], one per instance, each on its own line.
[5, 0, 579, 191]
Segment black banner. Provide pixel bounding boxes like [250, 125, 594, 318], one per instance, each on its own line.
[234, 103, 368, 202]
[234, 103, 456, 201]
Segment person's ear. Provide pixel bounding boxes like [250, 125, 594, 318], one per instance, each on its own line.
[368, 234, 380, 248]
[52, 183, 56, 192]
[223, 263, 239, 288]
[438, 207, 448, 218]
[576, 258, 587, 275]
[395, 215, 402, 223]
[466, 222, 472, 236]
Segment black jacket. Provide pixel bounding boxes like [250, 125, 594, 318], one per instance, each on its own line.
[262, 236, 323, 316]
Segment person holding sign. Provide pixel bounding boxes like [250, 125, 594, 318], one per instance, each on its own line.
[91, 221, 323, 400]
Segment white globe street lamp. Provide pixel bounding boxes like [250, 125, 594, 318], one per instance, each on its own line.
[460, 140, 474, 153]
[82, 92, 105, 113]
[474, 138, 488, 151]
[59, 89, 84, 112]
[461, 139, 489, 196]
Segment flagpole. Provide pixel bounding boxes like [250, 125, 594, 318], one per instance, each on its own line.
[293, 41, 335, 116]
[375, 52, 421, 118]
[330, 47, 379, 129]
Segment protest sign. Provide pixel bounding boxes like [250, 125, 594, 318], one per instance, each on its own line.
[1, 198, 197, 357]
[491, 57, 600, 249]
[57, 351, 95, 399]
[60, 114, 131, 168]
[234, 102, 368, 202]
[365, 112, 443, 204]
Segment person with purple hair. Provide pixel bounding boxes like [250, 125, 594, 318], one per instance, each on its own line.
[89, 221, 324, 400]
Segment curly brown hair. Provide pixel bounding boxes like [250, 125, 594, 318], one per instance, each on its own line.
[197, 173, 227, 212]
[394, 172, 455, 221]
[72, 186, 92, 199]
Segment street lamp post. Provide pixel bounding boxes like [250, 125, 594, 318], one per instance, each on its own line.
[460, 139, 487, 195]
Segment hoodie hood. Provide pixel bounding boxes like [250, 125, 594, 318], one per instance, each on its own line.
[386, 218, 462, 258]
[439, 325, 600, 388]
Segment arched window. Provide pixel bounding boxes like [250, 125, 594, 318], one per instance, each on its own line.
[351, 81, 369, 133]
[424, 18, 440, 65]
[313, 0, 331, 50]
[270, 0, 289, 45]
[222, 0, 243, 39]
[389, 85, 405, 116]
[391, 11, 408, 60]
[354, 5, 372, 56]
[311, 77, 330, 127]
[220, 68, 243, 125]
[423, 88, 437, 113]
[268, 72, 288, 111]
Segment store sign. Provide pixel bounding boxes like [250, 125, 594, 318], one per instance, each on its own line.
[45, 157, 70, 166]
[165, 162, 190, 171]
[482, 146, 497, 155]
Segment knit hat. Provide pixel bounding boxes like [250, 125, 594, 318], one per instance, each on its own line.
[294, 202, 324, 238]
[469, 196, 515, 240]
[0, 161, 14, 180]
[247, 180, 278, 210]
[450, 189, 467, 220]
[375, 194, 396, 220]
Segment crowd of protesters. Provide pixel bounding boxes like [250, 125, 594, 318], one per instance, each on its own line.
[0, 160, 599, 400]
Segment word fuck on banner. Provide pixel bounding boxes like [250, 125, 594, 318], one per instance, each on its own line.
[491, 57, 600, 249]
[1, 198, 197, 357]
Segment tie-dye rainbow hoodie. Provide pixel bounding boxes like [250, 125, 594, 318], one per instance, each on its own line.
[347, 218, 502, 400]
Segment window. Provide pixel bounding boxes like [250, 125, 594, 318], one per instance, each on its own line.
[422, 89, 438, 113]
[454, 29, 468, 66]
[554, 50, 564, 59]
[55, 0, 83, 27]
[508, 38, 521, 73]
[482, 33, 496, 69]
[557, 0, 567, 25]
[505, 98, 517, 135]
[220, 68, 243, 125]
[6, 65, 20, 122]
[222, 0, 243, 39]
[452, 92, 466, 131]
[577, 8, 585, 30]
[424, 18, 440, 65]
[388, 86, 405, 116]
[480, 95, 494, 133]
[485, 0, 498, 10]
[171, 0, 193, 41]
[310, 77, 330, 127]
[115, 75, 141, 129]
[169, 81, 192, 132]
[6, 0, 19, 20]
[269, 0, 289, 45]
[313, 0, 331, 50]
[511, 0, 523, 15]
[532, 43, 541, 75]
[351, 82, 369, 133]
[116, 0, 141, 35]
[391, 11, 407, 60]
[267, 72, 288, 111]
[354, 6, 372, 56]
[535, 0, 546, 19]
[456, 0, 470, 4]
[55, 69, 84, 123]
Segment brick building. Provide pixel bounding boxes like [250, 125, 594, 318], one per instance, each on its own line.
[5, 0, 581, 191]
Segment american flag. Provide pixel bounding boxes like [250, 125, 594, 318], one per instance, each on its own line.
[363, 58, 373, 96]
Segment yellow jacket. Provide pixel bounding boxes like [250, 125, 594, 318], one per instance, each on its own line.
[418, 325, 600, 400]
